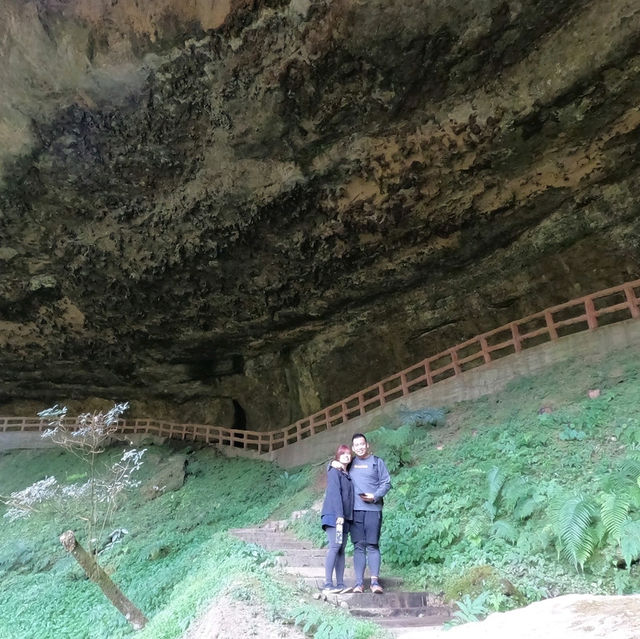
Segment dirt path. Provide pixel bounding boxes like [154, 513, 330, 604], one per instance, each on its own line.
[181, 594, 307, 639]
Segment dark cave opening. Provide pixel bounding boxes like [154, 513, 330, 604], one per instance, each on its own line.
[232, 399, 247, 430]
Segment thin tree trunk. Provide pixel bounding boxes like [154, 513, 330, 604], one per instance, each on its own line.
[60, 530, 148, 630]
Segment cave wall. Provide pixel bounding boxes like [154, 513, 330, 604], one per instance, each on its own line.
[1, 0, 639, 428]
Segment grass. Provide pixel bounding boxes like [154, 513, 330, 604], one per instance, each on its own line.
[2, 343, 640, 636]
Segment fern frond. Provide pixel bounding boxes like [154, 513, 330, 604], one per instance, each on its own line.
[620, 520, 640, 569]
[600, 457, 640, 509]
[513, 497, 538, 521]
[502, 477, 536, 519]
[600, 491, 630, 541]
[516, 527, 553, 554]
[550, 494, 597, 569]
[620, 453, 640, 479]
[486, 466, 506, 507]
[491, 519, 518, 543]
[464, 517, 487, 540]
[483, 500, 497, 522]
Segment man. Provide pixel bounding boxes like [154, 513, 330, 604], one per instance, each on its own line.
[348, 432, 391, 594]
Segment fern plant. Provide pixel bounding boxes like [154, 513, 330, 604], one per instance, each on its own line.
[549, 493, 598, 570]
[597, 454, 640, 568]
[398, 408, 446, 429]
[484, 466, 506, 522]
[491, 519, 518, 543]
[366, 425, 419, 473]
[619, 520, 640, 570]
[445, 592, 490, 627]
[600, 491, 631, 542]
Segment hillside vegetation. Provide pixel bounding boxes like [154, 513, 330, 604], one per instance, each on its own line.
[1, 344, 640, 638]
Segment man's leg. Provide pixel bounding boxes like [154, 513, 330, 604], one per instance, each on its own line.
[353, 540, 367, 585]
[367, 543, 381, 578]
[363, 511, 383, 593]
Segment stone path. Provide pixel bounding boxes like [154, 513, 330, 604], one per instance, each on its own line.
[230, 523, 452, 637]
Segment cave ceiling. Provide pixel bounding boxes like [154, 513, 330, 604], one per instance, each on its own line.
[1, 0, 640, 429]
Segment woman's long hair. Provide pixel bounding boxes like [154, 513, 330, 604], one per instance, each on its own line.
[334, 444, 351, 461]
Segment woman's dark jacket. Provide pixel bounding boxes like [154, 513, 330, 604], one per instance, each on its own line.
[320, 466, 354, 529]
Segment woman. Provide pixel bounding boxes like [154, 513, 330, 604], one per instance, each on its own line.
[320, 444, 354, 594]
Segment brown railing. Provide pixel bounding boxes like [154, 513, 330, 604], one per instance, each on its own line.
[2, 279, 640, 454]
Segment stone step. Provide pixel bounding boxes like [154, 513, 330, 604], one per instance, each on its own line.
[230, 528, 301, 538]
[230, 528, 301, 536]
[280, 566, 403, 586]
[328, 591, 441, 608]
[278, 547, 326, 556]
[352, 611, 450, 625]
[230, 532, 313, 550]
[249, 540, 312, 550]
[294, 575, 406, 590]
[349, 607, 451, 626]
[375, 614, 452, 628]
[276, 553, 326, 567]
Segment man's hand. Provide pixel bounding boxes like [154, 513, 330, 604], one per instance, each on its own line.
[359, 493, 375, 503]
[330, 460, 341, 469]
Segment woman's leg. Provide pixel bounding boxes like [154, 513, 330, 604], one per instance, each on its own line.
[334, 528, 349, 587]
[323, 527, 340, 587]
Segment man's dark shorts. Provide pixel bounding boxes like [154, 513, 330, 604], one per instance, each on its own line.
[350, 510, 382, 545]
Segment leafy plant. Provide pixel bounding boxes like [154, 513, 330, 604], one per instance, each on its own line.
[398, 408, 446, 429]
[550, 494, 598, 569]
[491, 520, 518, 544]
[559, 426, 586, 441]
[445, 592, 490, 626]
[366, 425, 421, 473]
[292, 604, 382, 639]
[484, 466, 506, 522]
[619, 520, 640, 569]
[600, 491, 631, 542]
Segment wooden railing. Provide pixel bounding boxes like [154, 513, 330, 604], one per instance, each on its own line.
[2, 279, 640, 454]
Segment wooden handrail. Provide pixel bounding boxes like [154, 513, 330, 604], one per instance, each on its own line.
[2, 279, 640, 453]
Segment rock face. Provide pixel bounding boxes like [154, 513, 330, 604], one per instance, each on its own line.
[410, 594, 640, 639]
[1, 0, 639, 429]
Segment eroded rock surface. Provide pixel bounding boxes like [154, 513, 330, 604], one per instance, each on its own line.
[410, 594, 640, 639]
[1, 0, 639, 428]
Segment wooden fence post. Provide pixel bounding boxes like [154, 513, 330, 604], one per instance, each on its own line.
[511, 322, 522, 352]
[400, 372, 409, 396]
[585, 298, 598, 330]
[480, 336, 490, 363]
[425, 360, 433, 386]
[625, 286, 640, 318]
[545, 311, 558, 340]
[450, 349, 461, 375]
